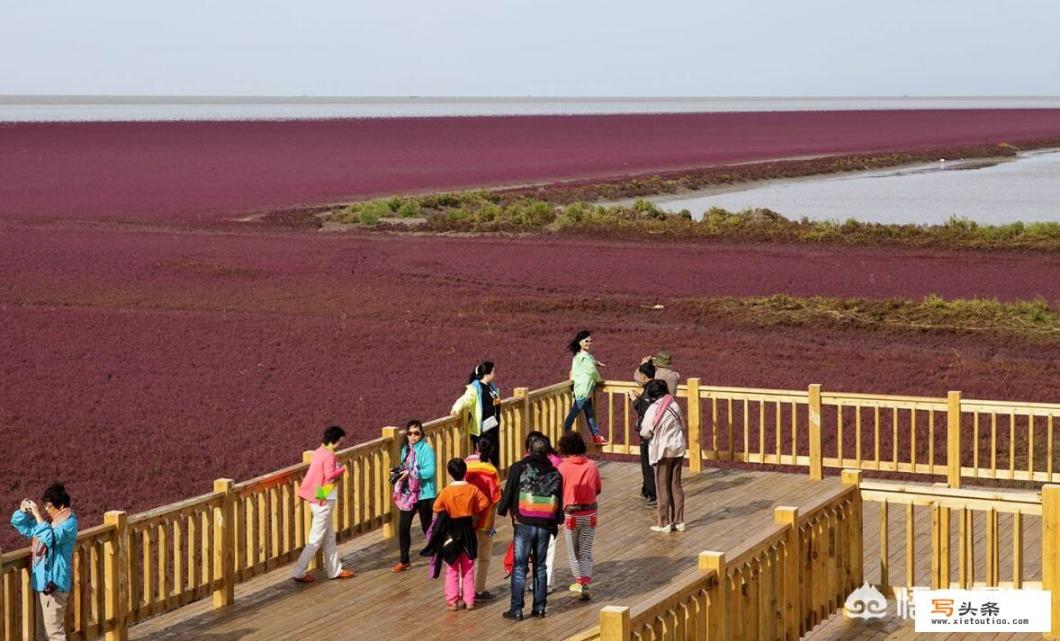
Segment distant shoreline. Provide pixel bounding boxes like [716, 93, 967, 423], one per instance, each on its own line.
[5, 95, 1060, 122]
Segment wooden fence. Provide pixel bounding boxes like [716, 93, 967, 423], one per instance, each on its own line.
[597, 380, 1060, 488]
[0, 380, 576, 641]
[3, 377, 1057, 640]
[565, 471, 864, 641]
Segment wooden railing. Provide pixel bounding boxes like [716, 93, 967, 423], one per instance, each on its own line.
[566, 471, 863, 641]
[860, 480, 1044, 592]
[598, 380, 1060, 489]
[1, 521, 122, 641]
[3, 376, 1057, 641]
[0, 380, 577, 641]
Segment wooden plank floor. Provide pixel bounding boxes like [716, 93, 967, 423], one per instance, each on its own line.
[128, 463, 840, 641]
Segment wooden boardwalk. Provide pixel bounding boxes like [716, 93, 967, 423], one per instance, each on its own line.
[127, 463, 836, 641]
[125, 463, 1046, 641]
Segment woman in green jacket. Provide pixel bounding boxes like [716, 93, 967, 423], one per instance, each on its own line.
[563, 331, 608, 445]
[452, 361, 501, 466]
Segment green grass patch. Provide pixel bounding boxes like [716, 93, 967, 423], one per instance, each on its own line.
[703, 294, 1060, 340]
[325, 190, 1060, 251]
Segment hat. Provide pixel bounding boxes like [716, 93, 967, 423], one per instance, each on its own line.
[653, 351, 672, 368]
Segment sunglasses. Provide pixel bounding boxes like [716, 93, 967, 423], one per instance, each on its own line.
[408, 431, 423, 436]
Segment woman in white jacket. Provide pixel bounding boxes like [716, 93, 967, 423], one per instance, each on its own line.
[639, 379, 687, 533]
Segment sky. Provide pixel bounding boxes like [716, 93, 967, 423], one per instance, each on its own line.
[2, 0, 1058, 97]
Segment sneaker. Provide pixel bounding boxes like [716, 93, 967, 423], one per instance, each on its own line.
[502, 610, 524, 622]
[531, 608, 547, 618]
[292, 574, 315, 583]
[391, 562, 411, 573]
[332, 569, 356, 579]
[650, 524, 673, 533]
[447, 603, 460, 612]
[580, 585, 591, 601]
[592, 434, 608, 446]
[475, 591, 495, 601]
[644, 498, 657, 508]
[673, 522, 686, 532]
[569, 583, 582, 594]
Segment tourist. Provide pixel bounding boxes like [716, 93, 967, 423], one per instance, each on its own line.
[293, 425, 356, 582]
[640, 380, 688, 533]
[628, 361, 658, 508]
[563, 330, 608, 445]
[392, 420, 438, 572]
[557, 432, 602, 600]
[10, 483, 79, 641]
[644, 350, 680, 394]
[497, 436, 564, 621]
[464, 438, 502, 601]
[422, 458, 490, 611]
[523, 431, 561, 592]
[451, 361, 502, 467]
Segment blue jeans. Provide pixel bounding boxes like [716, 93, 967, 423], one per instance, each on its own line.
[510, 524, 551, 614]
[563, 396, 600, 436]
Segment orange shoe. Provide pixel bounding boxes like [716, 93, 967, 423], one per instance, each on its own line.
[292, 574, 315, 583]
[333, 569, 356, 579]
[391, 562, 411, 573]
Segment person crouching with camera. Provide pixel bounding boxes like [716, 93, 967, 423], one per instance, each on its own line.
[10, 482, 79, 641]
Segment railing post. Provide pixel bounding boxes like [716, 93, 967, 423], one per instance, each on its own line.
[686, 378, 703, 473]
[808, 384, 823, 480]
[599, 605, 631, 641]
[381, 427, 402, 539]
[701, 551, 730, 641]
[947, 391, 962, 488]
[773, 508, 800, 641]
[212, 479, 235, 609]
[513, 387, 530, 475]
[841, 470, 865, 590]
[103, 510, 128, 641]
[1042, 485, 1060, 639]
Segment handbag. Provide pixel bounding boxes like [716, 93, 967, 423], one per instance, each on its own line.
[481, 415, 499, 433]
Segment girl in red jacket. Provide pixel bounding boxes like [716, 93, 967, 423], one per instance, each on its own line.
[557, 432, 602, 600]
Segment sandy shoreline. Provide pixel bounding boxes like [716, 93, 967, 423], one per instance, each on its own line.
[4, 108, 1060, 224]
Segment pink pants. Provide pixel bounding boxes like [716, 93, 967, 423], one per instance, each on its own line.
[445, 553, 476, 607]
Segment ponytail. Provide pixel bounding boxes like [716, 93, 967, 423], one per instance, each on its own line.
[466, 360, 495, 385]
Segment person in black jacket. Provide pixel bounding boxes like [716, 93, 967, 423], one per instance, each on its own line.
[628, 361, 657, 508]
[497, 436, 564, 621]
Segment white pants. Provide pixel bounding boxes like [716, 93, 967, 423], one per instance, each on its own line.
[293, 500, 341, 579]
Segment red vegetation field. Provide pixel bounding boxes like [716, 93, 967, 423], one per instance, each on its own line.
[3, 108, 1060, 223]
[3, 109, 1060, 548]
[2, 225, 1059, 547]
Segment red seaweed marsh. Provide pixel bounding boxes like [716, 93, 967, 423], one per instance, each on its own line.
[4, 108, 1060, 223]
[3, 229, 1059, 546]
[2, 109, 1060, 547]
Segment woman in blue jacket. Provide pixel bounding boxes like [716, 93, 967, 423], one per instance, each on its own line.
[10, 483, 79, 641]
[392, 420, 437, 572]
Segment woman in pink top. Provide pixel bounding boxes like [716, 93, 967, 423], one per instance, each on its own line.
[293, 425, 356, 582]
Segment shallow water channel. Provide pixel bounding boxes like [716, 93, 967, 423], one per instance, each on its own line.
[653, 150, 1060, 225]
